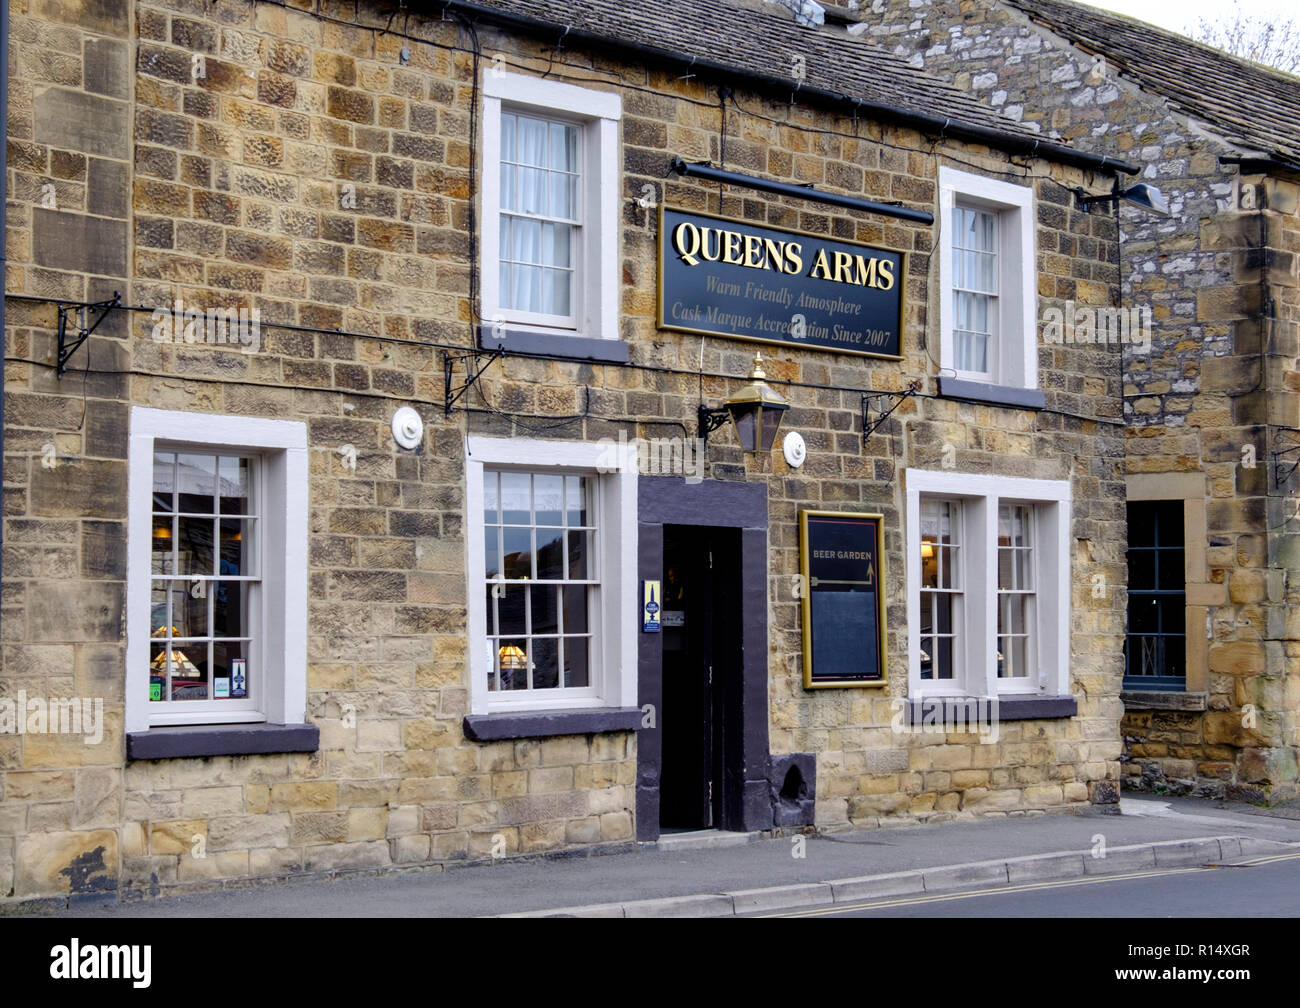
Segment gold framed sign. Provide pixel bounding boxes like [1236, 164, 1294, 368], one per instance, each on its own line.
[658, 206, 907, 359]
[799, 510, 887, 688]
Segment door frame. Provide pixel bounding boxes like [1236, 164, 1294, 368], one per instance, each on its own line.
[637, 476, 771, 840]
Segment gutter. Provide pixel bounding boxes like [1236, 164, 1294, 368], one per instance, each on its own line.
[432, 0, 1140, 178]
[1219, 154, 1300, 183]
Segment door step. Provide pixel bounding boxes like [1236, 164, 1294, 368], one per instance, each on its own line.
[654, 829, 761, 852]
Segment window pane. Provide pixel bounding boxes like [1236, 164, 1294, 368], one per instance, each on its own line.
[530, 584, 558, 635]
[501, 473, 530, 523]
[175, 454, 217, 510]
[566, 476, 587, 527]
[542, 222, 571, 268]
[512, 263, 541, 313]
[562, 585, 589, 635]
[934, 636, 954, 680]
[496, 584, 526, 637]
[497, 639, 528, 691]
[1157, 551, 1184, 592]
[501, 112, 516, 161]
[534, 474, 563, 525]
[211, 642, 249, 699]
[536, 528, 565, 579]
[543, 268, 571, 317]
[517, 115, 546, 166]
[500, 160, 517, 211]
[531, 638, 559, 690]
[568, 529, 590, 579]
[219, 518, 253, 577]
[212, 581, 246, 638]
[174, 516, 215, 576]
[519, 166, 546, 214]
[563, 636, 589, 688]
[1128, 549, 1156, 591]
[484, 472, 499, 525]
[485, 529, 500, 580]
[218, 457, 249, 515]
[502, 526, 532, 579]
[153, 453, 176, 509]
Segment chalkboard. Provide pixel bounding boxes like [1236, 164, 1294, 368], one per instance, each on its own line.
[800, 511, 887, 688]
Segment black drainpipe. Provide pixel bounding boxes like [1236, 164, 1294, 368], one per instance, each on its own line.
[1, 0, 9, 602]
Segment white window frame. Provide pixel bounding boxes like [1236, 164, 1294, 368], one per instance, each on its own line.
[126, 408, 308, 733]
[481, 71, 621, 341]
[465, 436, 637, 716]
[939, 167, 1037, 391]
[905, 469, 1070, 700]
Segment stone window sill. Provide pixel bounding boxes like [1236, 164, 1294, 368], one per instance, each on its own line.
[126, 723, 319, 760]
[463, 707, 642, 742]
[905, 695, 1077, 724]
[477, 325, 630, 364]
[937, 376, 1046, 411]
[1120, 690, 1208, 712]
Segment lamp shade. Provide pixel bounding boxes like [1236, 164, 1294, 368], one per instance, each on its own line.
[1120, 182, 1169, 216]
[725, 353, 789, 452]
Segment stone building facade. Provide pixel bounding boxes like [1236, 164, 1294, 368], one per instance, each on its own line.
[869, 0, 1300, 801]
[3, 0, 1130, 906]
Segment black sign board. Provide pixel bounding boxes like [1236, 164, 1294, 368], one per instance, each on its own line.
[799, 510, 887, 688]
[658, 207, 906, 358]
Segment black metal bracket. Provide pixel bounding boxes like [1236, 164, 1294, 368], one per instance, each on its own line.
[697, 403, 731, 449]
[444, 346, 504, 416]
[56, 291, 121, 378]
[861, 380, 921, 446]
[1271, 436, 1300, 489]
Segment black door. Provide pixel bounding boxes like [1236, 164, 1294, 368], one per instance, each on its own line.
[659, 525, 741, 831]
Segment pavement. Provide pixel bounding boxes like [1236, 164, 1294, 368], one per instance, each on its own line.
[25, 794, 1300, 918]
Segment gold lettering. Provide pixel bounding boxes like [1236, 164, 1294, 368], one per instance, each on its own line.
[673, 221, 701, 266]
[877, 258, 895, 290]
[784, 242, 803, 275]
[743, 234, 765, 269]
[808, 248, 832, 279]
[700, 227, 722, 262]
[722, 230, 744, 264]
[832, 251, 854, 284]
[762, 238, 786, 274]
[853, 255, 879, 288]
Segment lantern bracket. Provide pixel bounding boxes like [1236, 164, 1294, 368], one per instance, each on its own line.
[443, 346, 504, 416]
[56, 292, 121, 378]
[697, 403, 732, 444]
[862, 380, 921, 446]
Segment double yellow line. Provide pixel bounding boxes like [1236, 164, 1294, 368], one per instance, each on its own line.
[766, 851, 1300, 917]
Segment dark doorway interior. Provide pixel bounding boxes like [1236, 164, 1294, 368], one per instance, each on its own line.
[658, 524, 742, 831]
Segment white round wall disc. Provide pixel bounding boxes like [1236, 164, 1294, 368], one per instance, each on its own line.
[783, 431, 806, 467]
[391, 406, 424, 451]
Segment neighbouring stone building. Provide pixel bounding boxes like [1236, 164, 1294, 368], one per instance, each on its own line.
[870, 0, 1300, 801]
[2, 0, 1133, 906]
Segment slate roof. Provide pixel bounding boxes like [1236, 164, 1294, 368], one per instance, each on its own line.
[1006, 0, 1300, 166]
[445, 0, 1075, 152]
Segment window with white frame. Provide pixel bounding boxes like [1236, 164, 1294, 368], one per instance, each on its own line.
[126, 408, 307, 733]
[939, 167, 1037, 391]
[919, 498, 962, 682]
[483, 471, 597, 695]
[996, 503, 1036, 684]
[906, 470, 1070, 699]
[482, 72, 620, 341]
[465, 437, 637, 715]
